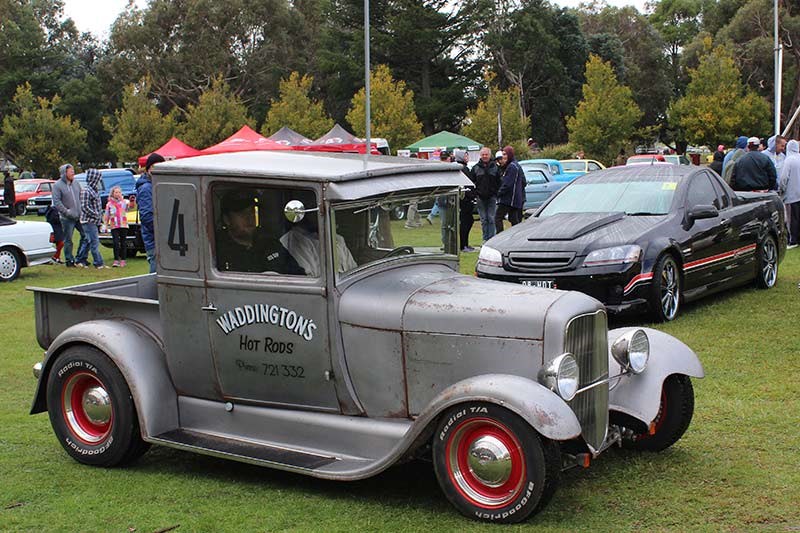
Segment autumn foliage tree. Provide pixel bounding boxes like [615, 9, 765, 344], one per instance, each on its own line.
[262, 72, 333, 139]
[179, 75, 253, 148]
[346, 64, 423, 151]
[567, 55, 642, 165]
[669, 43, 770, 148]
[462, 79, 529, 150]
[0, 83, 87, 177]
[103, 79, 175, 162]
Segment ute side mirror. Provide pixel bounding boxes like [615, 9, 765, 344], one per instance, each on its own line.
[284, 200, 319, 223]
[688, 204, 719, 221]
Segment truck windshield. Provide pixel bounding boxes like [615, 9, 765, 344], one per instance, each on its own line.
[332, 190, 459, 277]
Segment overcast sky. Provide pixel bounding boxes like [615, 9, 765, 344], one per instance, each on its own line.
[63, 0, 649, 39]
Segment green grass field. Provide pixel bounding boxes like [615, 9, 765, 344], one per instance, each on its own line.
[1, 214, 799, 531]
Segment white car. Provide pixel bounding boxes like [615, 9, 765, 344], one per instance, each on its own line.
[0, 215, 54, 281]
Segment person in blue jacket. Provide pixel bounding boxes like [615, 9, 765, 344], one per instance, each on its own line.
[136, 153, 164, 273]
[494, 145, 525, 234]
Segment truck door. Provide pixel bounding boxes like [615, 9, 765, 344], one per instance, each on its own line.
[204, 182, 339, 411]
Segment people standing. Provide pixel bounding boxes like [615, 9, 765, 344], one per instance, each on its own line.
[3, 170, 15, 218]
[765, 135, 787, 183]
[614, 148, 627, 167]
[104, 185, 129, 267]
[136, 153, 164, 273]
[494, 146, 525, 234]
[454, 150, 475, 252]
[731, 137, 777, 191]
[471, 147, 501, 243]
[709, 146, 725, 175]
[44, 205, 64, 263]
[79, 169, 107, 269]
[779, 139, 800, 248]
[52, 164, 86, 267]
[721, 136, 748, 183]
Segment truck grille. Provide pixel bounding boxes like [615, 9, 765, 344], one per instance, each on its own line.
[507, 251, 576, 271]
[565, 310, 609, 451]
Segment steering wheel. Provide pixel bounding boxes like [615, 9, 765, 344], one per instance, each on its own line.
[384, 246, 414, 258]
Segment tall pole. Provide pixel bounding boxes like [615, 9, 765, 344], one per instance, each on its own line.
[774, 0, 781, 136]
[364, 0, 371, 167]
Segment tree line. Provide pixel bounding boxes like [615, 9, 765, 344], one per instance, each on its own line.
[0, 0, 798, 174]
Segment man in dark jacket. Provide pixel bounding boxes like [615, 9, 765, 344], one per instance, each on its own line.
[470, 147, 501, 242]
[495, 145, 525, 234]
[731, 137, 777, 191]
[136, 153, 164, 273]
[3, 170, 15, 218]
[709, 146, 724, 175]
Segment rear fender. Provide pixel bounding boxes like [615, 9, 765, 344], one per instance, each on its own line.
[608, 327, 704, 425]
[30, 319, 178, 438]
[416, 374, 582, 442]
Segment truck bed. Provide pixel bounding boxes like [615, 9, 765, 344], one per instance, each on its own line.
[29, 274, 161, 350]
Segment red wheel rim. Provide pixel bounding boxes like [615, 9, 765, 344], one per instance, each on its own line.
[446, 417, 526, 508]
[61, 372, 113, 444]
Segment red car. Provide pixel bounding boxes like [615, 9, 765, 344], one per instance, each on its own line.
[0, 179, 56, 216]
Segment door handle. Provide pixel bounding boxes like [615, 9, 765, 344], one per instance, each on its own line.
[201, 303, 217, 313]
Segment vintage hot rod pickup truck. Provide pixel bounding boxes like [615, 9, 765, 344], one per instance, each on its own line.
[30, 151, 704, 523]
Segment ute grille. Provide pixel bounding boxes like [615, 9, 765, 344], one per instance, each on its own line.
[565, 310, 609, 451]
[507, 251, 576, 271]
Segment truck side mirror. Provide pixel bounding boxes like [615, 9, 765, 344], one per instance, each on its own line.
[284, 200, 307, 223]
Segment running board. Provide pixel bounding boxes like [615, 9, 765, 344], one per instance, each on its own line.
[150, 428, 339, 471]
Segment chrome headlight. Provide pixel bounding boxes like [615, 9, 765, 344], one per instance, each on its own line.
[611, 329, 649, 374]
[539, 353, 580, 401]
[477, 245, 502, 268]
[583, 245, 642, 267]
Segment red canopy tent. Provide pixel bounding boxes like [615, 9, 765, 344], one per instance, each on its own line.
[138, 137, 201, 167]
[200, 125, 293, 155]
[303, 124, 379, 154]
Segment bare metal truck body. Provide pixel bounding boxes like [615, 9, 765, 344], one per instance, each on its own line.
[30, 151, 703, 523]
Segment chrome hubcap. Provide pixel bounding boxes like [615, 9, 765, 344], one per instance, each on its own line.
[82, 386, 112, 425]
[660, 260, 679, 319]
[0, 250, 17, 279]
[467, 435, 512, 487]
[762, 240, 777, 287]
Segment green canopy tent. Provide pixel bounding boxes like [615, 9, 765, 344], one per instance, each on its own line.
[405, 131, 482, 156]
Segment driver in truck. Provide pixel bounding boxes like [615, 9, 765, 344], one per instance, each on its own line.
[215, 189, 305, 275]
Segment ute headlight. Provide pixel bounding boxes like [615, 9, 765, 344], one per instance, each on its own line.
[477, 245, 503, 269]
[583, 245, 642, 267]
[539, 353, 580, 401]
[611, 329, 650, 374]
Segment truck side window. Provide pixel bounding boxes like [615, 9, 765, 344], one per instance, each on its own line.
[212, 185, 317, 277]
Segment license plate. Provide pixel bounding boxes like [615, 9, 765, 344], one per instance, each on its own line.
[521, 279, 557, 289]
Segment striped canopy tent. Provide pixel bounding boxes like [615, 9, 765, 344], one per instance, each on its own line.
[267, 126, 313, 147]
[302, 124, 379, 154]
[138, 137, 201, 167]
[405, 131, 482, 154]
[200, 125, 293, 155]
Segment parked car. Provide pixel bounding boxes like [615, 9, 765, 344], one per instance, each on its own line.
[626, 154, 667, 165]
[522, 167, 565, 213]
[99, 208, 145, 256]
[476, 164, 786, 322]
[559, 159, 605, 179]
[0, 214, 54, 281]
[0, 179, 55, 216]
[519, 159, 572, 182]
[27, 169, 137, 215]
[29, 151, 703, 523]
[663, 154, 692, 165]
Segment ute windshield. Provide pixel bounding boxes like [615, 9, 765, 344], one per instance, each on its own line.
[332, 189, 459, 278]
[538, 178, 676, 217]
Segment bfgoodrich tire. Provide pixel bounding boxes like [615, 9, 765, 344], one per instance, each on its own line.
[625, 374, 695, 452]
[649, 254, 681, 322]
[46, 345, 149, 467]
[432, 402, 560, 523]
[755, 235, 778, 289]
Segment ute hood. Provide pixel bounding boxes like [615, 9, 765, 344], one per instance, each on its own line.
[488, 212, 664, 254]
[338, 264, 600, 340]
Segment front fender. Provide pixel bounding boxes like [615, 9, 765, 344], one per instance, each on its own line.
[415, 374, 582, 442]
[608, 327, 704, 424]
[30, 319, 178, 439]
